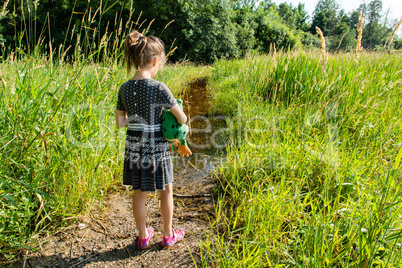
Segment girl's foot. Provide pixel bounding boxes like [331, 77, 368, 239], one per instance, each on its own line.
[137, 227, 154, 250]
[162, 228, 185, 248]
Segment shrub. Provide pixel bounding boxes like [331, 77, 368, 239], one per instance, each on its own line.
[255, 11, 299, 52]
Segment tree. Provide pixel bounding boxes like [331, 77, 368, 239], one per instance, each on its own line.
[295, 3, 310, 32]
[183, 0, 240, 63]
[310, 0, 339, 36]
[278, 3, 309, 32]
[258, 0, 277, 11]
[133, 0, 241, 63]
[331, 10, 356, 51]
[232, 1, 258, 57]
[278, 3, 296, 28]
[364, 0, 383, 48]
[349, 10, 361, 30]
[255, 7, 299, 52]
[367, 0, 382, 25]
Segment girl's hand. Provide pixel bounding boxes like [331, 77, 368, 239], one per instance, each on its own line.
[169, 104, 187, 125]
[172, 139, 180, 150]
[116, 109, 128, 128]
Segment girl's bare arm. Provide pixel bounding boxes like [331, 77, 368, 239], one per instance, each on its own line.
[169, 104, 187, 125]
[116, 110, 128, 128]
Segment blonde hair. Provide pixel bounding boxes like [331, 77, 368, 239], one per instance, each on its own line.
[124, 30, 166, 74]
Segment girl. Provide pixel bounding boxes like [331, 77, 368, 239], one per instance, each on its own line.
[116, 30, 186, 249]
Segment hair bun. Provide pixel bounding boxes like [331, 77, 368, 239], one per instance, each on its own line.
[124, 30, 165, 73]
[127, 31, 145, 47]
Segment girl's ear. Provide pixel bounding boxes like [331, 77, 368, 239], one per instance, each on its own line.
[153, 57, 160, 67]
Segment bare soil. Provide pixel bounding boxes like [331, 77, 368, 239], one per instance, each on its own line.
[7, 78, 223, 268]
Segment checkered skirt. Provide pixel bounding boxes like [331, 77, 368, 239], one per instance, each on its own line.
[123, 123, 173, 192]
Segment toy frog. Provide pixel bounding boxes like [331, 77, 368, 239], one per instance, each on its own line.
[161, 99, 192, 157]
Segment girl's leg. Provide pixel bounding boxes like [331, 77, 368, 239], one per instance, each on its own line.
[132, 190, 149, 239]
[159, 183, 173, 237]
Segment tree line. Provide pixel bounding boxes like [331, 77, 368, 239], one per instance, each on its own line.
[0, 0, 400, 63]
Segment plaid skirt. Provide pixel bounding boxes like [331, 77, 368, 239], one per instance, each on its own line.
[123, 123, 173, 192]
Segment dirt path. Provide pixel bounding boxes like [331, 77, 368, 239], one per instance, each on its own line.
[9, 78, 223, 268]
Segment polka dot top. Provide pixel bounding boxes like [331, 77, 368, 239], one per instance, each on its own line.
[116, 78, 177, 125]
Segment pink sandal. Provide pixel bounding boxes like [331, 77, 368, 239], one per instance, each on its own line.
[136, 227, 154, 249]
[162, 228, 185, 248]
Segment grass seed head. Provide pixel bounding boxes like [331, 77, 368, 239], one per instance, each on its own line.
[316, 26, 328, 73]
[355, 11, 364, 63]
[1, 77, 6, 90]
[386, 19, 402, 49]
[1, 0, 10, 18]
[316, 27, 327, 62]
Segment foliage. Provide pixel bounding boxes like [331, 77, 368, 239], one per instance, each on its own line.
[111, 0, 296, 63]
[310, 0, 339, 36]
[179, 0, 239, 63]
[307, 0, 397, 52]
[255, 9, 300, 52]
[232, 3, 258, 57]
[327, 10, 355, 51]
[1, 0, 401, 62]
[204, 51, 402, 266]
[0, 0, 302, 63]
[301, 32, 321, 48]
[362, 0, 390, 48]
[278, 3, 309, 32]
[394, 38, 402, 50]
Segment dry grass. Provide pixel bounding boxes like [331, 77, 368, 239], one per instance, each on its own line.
[316, 26, 327, 74]
[355, 11, 364, 63]
[385, 18, 402, 49]
[0, 0, 10, 17]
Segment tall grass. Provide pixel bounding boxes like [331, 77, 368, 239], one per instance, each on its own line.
[0, 53, 205, 258]
[0, 0, 209, 259]
[203, 51, 402, 266]
[1, 0, 177, 65]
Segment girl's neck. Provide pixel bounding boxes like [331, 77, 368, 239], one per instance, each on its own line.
[131, 58, 161, 80]
[132, 70, 152, 80]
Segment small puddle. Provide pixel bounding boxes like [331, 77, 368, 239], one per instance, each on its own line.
[172, 77, 227, 196]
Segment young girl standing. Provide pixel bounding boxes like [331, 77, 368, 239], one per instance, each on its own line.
[116, 30, 186, 249]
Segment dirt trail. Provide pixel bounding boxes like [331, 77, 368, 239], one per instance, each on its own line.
[10, 78, 224, 268]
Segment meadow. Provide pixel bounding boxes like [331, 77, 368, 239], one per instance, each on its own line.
[1, 42, 402, 268]
[202, 51, 402, 266]
[2, 0, 402, 265]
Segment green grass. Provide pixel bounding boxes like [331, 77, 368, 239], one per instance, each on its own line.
[202, 51, 402, 267]
[0, 0, 210, 258]
[0, 55, 206, 258]
[2, 46, 402, 267]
